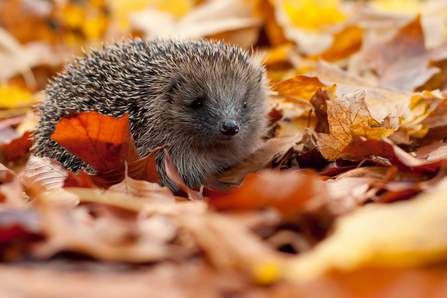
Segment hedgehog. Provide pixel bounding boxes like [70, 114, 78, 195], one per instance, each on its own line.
[32, 38, 270, 192]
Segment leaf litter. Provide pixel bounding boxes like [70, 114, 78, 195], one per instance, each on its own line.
[3, 0, 447, 297]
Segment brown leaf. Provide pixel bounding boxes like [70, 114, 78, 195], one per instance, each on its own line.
[316, 90, 394, 160]
[0, 163, 26, 206]
[306, 60, 413, 122]
[1, 131, 33, 161]
[106, 175, 175, 205]
[365, 16, 439, 91]
[415, 98, 447, 146]
[177, 211, 284, 283]
[51, 111, 140, 173]
[210, 170, 325, 215]
[32, 191, 189, 263]
[218, 133, 305, 183]
[344, 138, 444, 173]
[22, 155, 68, 193]
[310, 88, 332, 133]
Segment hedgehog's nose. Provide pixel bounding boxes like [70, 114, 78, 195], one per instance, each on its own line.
[220, 120, 239, 135]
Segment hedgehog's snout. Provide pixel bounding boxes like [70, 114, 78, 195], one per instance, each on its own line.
[220, 120, 239, 136]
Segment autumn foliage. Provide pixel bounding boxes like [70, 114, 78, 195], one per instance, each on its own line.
[3, 0, 447, 297]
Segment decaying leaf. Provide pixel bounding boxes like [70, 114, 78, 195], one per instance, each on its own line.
[365, 16, 439, 91]
[22, 155, 68, 193]
[316, 89, 394, 160]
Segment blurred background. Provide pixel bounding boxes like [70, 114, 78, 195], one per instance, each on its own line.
[1, 0, 447, 142]
[2, 0, 447, 90]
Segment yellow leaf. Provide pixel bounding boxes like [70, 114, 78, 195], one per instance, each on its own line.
[283, 0, 345, 31]
[396, 93, 443, 140]
[108, 0, 150, 29]
[82, 13, 109, 39]
[0, 83, 35, 109]
[254, 260, 282, 285]
[371, 0, 422, 13]
[286, 176, 447, 281]
[150, 0, 194, 18]
[313, 25, 363, 62]
[273, 75, 336, 103]
[62, 4, 86, 28]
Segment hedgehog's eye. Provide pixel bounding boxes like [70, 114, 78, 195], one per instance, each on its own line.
[243, 102, 247, 109]
[191, 98, 204, 109]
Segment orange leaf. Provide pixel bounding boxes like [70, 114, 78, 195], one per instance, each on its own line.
[86, 146, 165, 189]
[1, 131, 33, 161]
[317, 25, 363, 62]
[210, 170, 324, 215]
[51, 111, 139, 173]
[273, 75, 336, 105]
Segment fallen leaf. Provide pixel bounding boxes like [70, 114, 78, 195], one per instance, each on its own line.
[210, 170, 325, 216]
[313, 25, 363, 62]
[365, 16, 438, 91]
[0, 164, 26, 206]
[344, 137, 444, 173]
[0, 131, 33, 162]
[310, 88, 332, 133]
[286, 176, 447, 281]
[32, 191, 189, 263]
[88, 146, 164, 189]
[51, 111, 140, 173]
[316, 90, 394, 160]
[22, 155, 68, 193]
[273, 75, 335, 104]
[218, 133, 305, 183]
[306, 60, 413, 122]
[105, 174, 175, 205]
[177, 211, 284, 284]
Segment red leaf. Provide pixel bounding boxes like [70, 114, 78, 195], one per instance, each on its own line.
[1, 131, 33, 161]
[345, 138, 444, 173]
[86, 146, 165, 189]
[51, 111, 139, 173]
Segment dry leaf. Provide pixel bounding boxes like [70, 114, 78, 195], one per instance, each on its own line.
[365, 16, 439, 91]
[286, 176, 447, 281]
[51, 111, 140, 173]
[316, 89, 394, 160]
[106, 174, 175, 204]
[210, 170, 325, 216]
[22, 155, 68, 193]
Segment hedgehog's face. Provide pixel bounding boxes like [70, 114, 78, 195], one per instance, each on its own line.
[165, 62, 269, 157]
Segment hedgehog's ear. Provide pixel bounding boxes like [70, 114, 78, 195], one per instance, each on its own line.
[167, 76, 184, 95]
